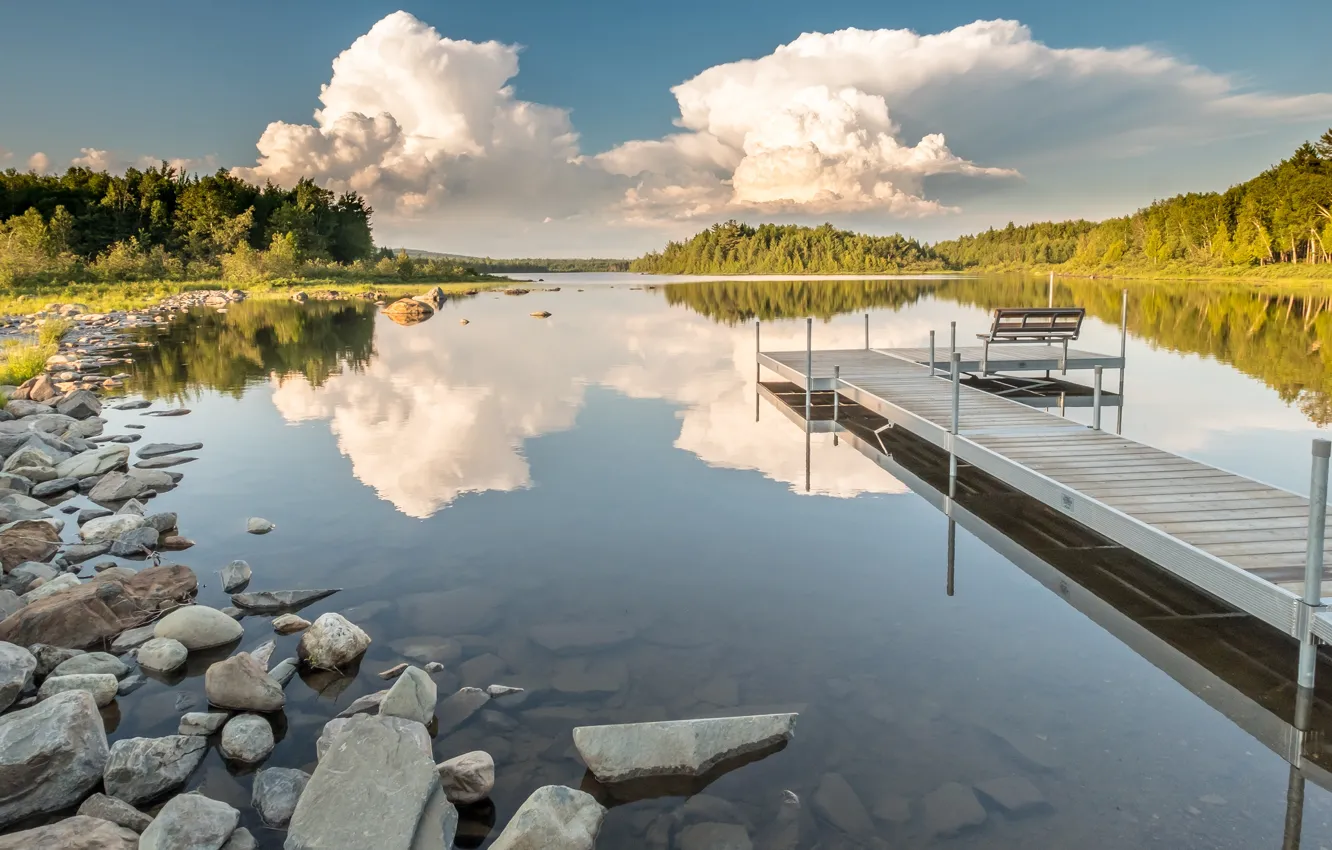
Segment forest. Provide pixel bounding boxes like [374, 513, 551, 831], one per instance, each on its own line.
[0, 166, 487, 287]
[636, 130, 1332, 278]
[394, 250, 630, 273]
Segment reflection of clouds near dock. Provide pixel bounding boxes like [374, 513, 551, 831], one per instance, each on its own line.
[269, 307, 906, 516]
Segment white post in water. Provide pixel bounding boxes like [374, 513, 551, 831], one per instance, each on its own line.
[865, 314, 870, 350]
[929, 331, 936, 377]
[1298, 438, 1330, 690]
[1117, 289, 1128, 434]
[1048, 272, 1054, 307]
[1092, 366, 1103, 431]
[949, 352, 961, 490]
[754, 321, 761, 422]
[805, 318, 813, 426]
[833, 365, 840, 446]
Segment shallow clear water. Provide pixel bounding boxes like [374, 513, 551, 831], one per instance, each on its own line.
[69, 274, 1332, 847]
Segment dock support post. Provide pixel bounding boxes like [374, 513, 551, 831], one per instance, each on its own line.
[1297, 438, 1330, 690]
[1048, 272, 1054, 308]
[833, 365, 840, 446]
[755, 321, 760, 422]
[865, 314, 870, 350]
[1117, 289, 1128, 434]
[805, 318, 813, 493]
[949, 321, 956, 360]
[949, 352, 961, 490]
[1092, 366, 1103, 431]
[929, 331, 936, 376]
[946, 518, 956, 597]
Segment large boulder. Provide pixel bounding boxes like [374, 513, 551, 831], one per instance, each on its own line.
[286, 714, 458, 850]
[487, 786, 605, 850]
[154, 604, 244, 650]
[0, 815, 139, 849]
[138, 793, 239, 850]
[317, 715, 430, 762]
[571, 714, 798, 784]
[0, 519, 60, 570]
[298, 613, 370, 670]
[383, 298, 435, 326]
[380, 665, 436, 725]
[205, 652, 285, 712]
[252, 767, 310, 828]
[0, 642, 36, 711]
[0, 565, 197, 649]
[104, 734, 208, 805]
[0, 691, 109, 828]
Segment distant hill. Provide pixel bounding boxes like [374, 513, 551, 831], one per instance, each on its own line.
[386, 249, 629, 273]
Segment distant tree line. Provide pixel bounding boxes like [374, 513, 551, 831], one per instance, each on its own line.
[389, 251, 630, 274]
[637, 130, 1332, 277]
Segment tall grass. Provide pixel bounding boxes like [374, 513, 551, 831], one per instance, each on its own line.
[0, 340, 52, 386]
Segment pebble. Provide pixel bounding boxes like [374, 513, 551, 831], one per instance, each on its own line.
[246, 517, 275, 534]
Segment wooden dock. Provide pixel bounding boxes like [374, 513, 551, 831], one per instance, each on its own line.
[758, 345, 1332, 644]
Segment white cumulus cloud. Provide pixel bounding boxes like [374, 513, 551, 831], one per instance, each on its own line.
[70, 148, 217, 174]
[26, 152, 50, 173]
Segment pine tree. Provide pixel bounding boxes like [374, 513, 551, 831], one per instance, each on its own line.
[1316, 128, 1332, 161]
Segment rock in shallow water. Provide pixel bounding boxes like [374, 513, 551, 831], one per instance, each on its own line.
[205, 652, 285, 712]
[52, 650, 128, 679]
[104, 734, 208, 805]
[0, 690, 109, 829]
[272, 613, 309, 634]
[0, 814, 139, 849]
[921, 781, 987, 837]
[231, 588, 339, 612]
[220, 713, 275, 764]
[136, 442, 202, 460]
[437, 750, 495, 804]
[813, 773, 874, 837]
[287, 714, 458, 850]
[252, 766, 310, 828]
[38, 672, 119, 707]
[0, 642, 36, 712]
[179, 711, 228, 736]
[138, 793, 239, 850]
[571, 713, 798, 784]
[380, 665, 437, 725]
[246, 517, 274, 534]
[437, 686, 490, 734]
[77, 792, 154, 833]
[136, 637, 187, 673]
[220, 559, 250, 592]
[298, 612, 370, 670]
[487, 785, 605, 850]
[154, 604, 244, 650]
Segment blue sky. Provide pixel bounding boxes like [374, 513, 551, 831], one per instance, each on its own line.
[1, 1, 1329, 255]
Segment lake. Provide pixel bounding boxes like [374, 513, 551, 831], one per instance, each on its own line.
[99, 273, 1332, 848]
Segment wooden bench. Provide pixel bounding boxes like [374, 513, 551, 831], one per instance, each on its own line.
[977, 307, 1085, 374]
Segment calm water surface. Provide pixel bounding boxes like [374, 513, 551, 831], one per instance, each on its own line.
[96, 274, 1332, 848]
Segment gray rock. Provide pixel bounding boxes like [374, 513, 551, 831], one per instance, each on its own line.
[246, 517, 274, 534]
[250, 638, 276, 668]
[380, 665, 437, 724]
[488, 785, 605, 850]
[178, 711, 228, 736]
[755, 790, 801, 850]
[252, 767, 310, 828]
[0, 815, 138, 849]
[223, 827, 256, 850]
[0, 473, 32, 495]
[137, 442, 202, 459]
[114, 400, 152, 411]
[678, 823, 752, 850]
[871, 793, 911, 824]
[31, 477, 78, 498]
[57, 390, 102, 420]
[138, 793, 239, 850]
[126, 468, 175, 492]
[77, 507, 113, 525]
[220, 713, 274, 764]
[813, 773, 874, 837]
[436, 750, 494, 804]
[529, 622, 635, 654]
[155, 605, 244, 650]
[78, 792, 154, 833]
[270, 656, 299, 687]
[486, 683, 524, 698]
[21, 573, 81, 604]
[134, 455, 196, 469]
[110, 526, 159, 557]
[136, 637, 187, 673]
[29, 643, 84, 677]
[63, 541, 112, 564]
[288, 714, 458, 850]
[38, 672, 118, 706]
[52, 651, 129, 679]
[272, 613, 309, 634]
[297, 613, 370, 669]
[390, 635, 462, 665]
[0, 691, 109, 828]
[116, 498, 145, 516]
[205, 652, 285, 712]
[459, 652, 509, 687]
[572, 713, 798, 784]
[110, 623, 159, 653]
[55, 444, 128, 479]
[11, 560, 58, 584]
[921, 782, 987, 837]
[89, 472, 149, 503]
[143, 512, 177, 533]
[974, 776, 1047, 815]
[232, 588, 339, 612]
[220, 560, 251, 592]
[335, 689, 387, 718]
[0, 589, 20, 621]
[3, 445, 54, 475]
[0, 642, 36, 712]
[104, 734, 209, 805]
[79, 512, 144, 543]
[317, 714, 431, 761]
[437, 686, 490, 733]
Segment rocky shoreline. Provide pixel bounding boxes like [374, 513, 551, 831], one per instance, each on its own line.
[0, 289, 808, 850]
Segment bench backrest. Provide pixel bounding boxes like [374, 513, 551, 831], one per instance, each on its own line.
[985, 307, 1084, 342]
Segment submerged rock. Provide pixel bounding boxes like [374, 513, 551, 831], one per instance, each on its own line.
[179, 711, 229, 736]
[572, 713, 798, 784]
[813, 773, 874, 837]
[0, 815, 138, 849]
[436, 686, 490, 733]
[231, 588, 339, 612]
[974, 776, 1048, 815]
[0, 691, 109, 828]
[104, 734, 208, 805]
[921, 782, 987, 837]
[488, 785, 605, 850]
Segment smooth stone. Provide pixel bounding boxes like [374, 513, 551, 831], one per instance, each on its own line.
[126, 467, 175, 492]
[110, 623, 159, 653]
[974, 776, 1048, 815]
[52, 650, 129, 679]
[0, 815, 138, 849]
[31, 476, 78, 498]
[288, 714, 458, 850]
[38, 672, 118, 706]
[529, 622, 635, 654]
[220, 560, 251, 592]
[246, 517, 274, 534]
[572, 713, 798, 783]
[678, 823, 752, 850]
[205, 652, 285, 712]
[813, 773, 874, 837]
[78, 792, 154, 833]
[380, 665, 437, 724]
[134, 455, 195, 469]
[871, 793, 912, 824]
[21, 573, 81, 604]
[88, 471, 149, 503]
[272, 613, 310, 634]
[136, 637, 188, 673]
[220, 713, 275, 763]
[79, 513, 145, 543]
[143, 512, 177, 533]
[155, 605, 244, 650]
[138, 793, 239, 850]
[488, 785, 605, 850]
[437, 750, 495, 804]
[756, 790, 801, 850]
[0, 642, 35, 711]
[297, 612, 370, 669]
[179, 711, 229, 736]
[0, 474, 31, 495]
[29, 643, 84, 677]
[486, 684, 525, 698]
[55, 445, 128, 479]
[63, 541, 112, 563]
[159, 535, 194, 550]
[252, 767, 310, 828]
[223, 827, 257, 850]
[136, 442, 202, 459]
[110, 526, 158, 557]
[11, 560, 58, 584]
[114, 400, 151, 410]
[77, 507, 113, 525]
[0, 691, 108, 828]
[437, 686, 490, 733]
[317, 715, 431, 761]
[921, 782, 988, 837]
[231, 588, 339, 612]
[116, 498, 146, 516]
[104, 734, 208, 805]
[390, 635, 462, 665]
[270, 657, 299, 686]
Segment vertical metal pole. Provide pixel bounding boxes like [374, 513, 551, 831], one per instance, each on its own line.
[949, 352, 961, 487]
[864, 313, 870, 350]
[833, 365, 840, 447]
[1117, 289, 1128, 435]
[755, 321, 761, 423]
[1281, 762, 1305, 850]
[928, 331, 936, 377]
[805, 318, 813, 493]
[1048, 272, 1054, 308]
[1092, 366, 1103, 431]
[1297, 438, 1330, 689]
[949, 321, 956, 360]
[946, 518, 956, 597]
